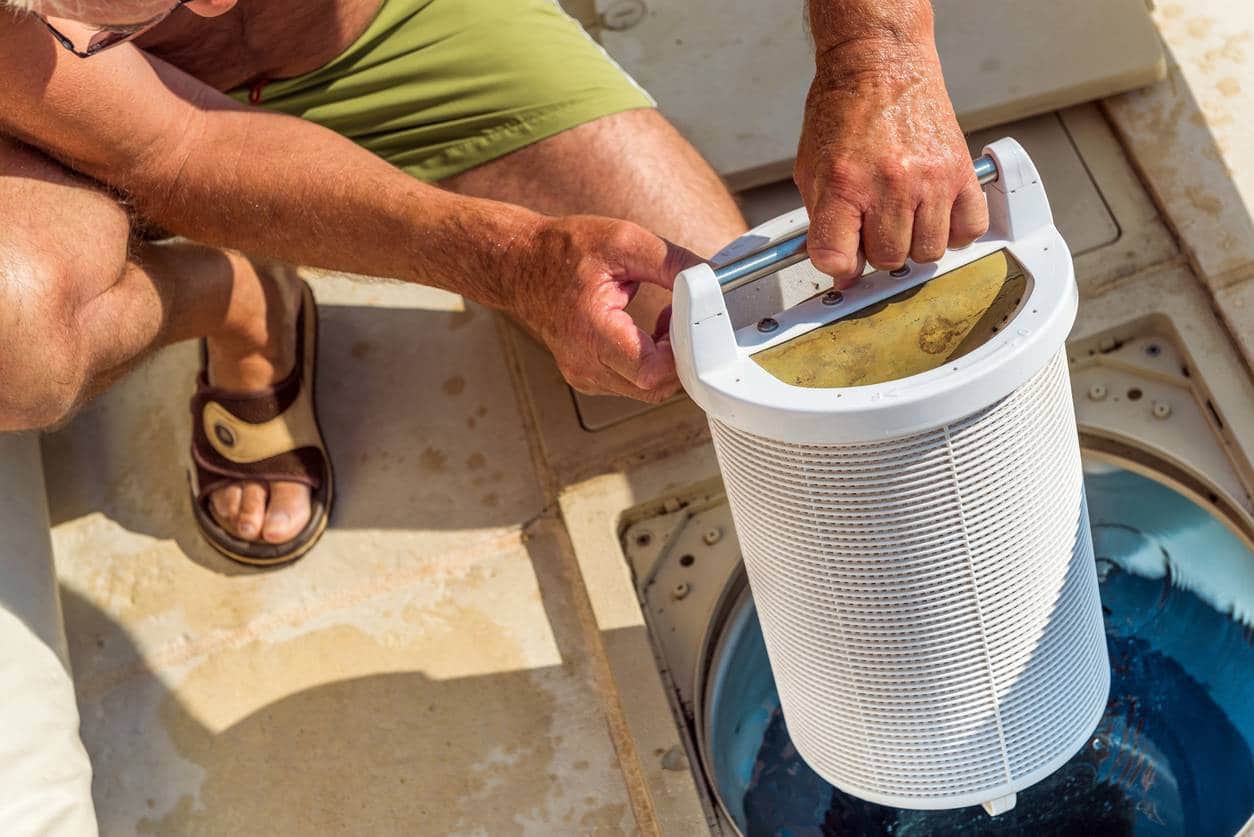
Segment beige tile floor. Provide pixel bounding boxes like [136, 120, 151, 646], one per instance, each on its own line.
[44, 277, 640, 835]
[1105, 0, 1254, 299]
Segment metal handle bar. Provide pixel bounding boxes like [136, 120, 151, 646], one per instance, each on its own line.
[714, 154, 1000, 294]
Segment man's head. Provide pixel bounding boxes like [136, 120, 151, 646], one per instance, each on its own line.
[10, 0, 235, 23]
[10, 0, 237, 58]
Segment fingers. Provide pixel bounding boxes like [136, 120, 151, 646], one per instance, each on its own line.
[949, 178, 989, 247]
[652, 305, 673, 342]
[805, 187, 864, 285]
[615, 229, 703, 291]
[585, 223, 690, 401]
[862, 196, 914, 272]
[557, 302, 680, 405]
[910, 198, 951, 264]
[811, 180, 987, 277]
[594, 307, 680, 400]
[527, 217, 692, 404]
[799, 148, 992, 282]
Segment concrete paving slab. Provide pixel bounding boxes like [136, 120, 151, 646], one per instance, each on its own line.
[42, 276, 638, 835]
[557, 446, 726, 836]
[1105, 0, 1254, 290]
[1215, 276, 1254, 370]
[501, 321, 710, 489]
[594, 0, 1162, 188]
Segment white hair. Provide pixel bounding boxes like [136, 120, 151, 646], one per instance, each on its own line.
[8, 0, 127, 18]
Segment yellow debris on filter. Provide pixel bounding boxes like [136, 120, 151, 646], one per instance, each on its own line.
[753, 250, 1028, 389]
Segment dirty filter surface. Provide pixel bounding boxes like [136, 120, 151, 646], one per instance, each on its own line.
[752, 251, 1026, 388]
[708, 466, 1254, 836]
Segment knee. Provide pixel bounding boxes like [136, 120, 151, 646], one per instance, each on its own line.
[0, 251, 91, 431]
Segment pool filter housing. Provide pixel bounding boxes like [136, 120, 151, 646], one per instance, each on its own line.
[671, 139, 1110, 814]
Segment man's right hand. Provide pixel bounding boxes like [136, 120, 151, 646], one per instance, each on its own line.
[507, 216, 701, 404]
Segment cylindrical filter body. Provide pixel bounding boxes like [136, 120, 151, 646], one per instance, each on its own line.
[711, 350, 1106, 809]
[672, 140, 1110, 811]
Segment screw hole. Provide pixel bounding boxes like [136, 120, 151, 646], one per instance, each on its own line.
[634, 532, 652, 547]
[679, 554, 695, 567]
[1127, 388, 1143, 401]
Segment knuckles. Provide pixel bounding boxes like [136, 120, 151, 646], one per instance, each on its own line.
[602, 220, 646, 255]
[911, 241, 947, 264]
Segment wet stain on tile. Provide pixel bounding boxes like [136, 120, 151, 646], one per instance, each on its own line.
[1185, 185, 1224, 217]
[1217, 76, 1241, 97]
[419, 447, 448, 473]
[442, 375, 466, 396]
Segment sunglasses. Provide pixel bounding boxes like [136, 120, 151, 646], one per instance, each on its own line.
[38, 0, 190, 58]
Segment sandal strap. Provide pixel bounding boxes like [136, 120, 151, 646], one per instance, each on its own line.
[189, 284, 327, 501]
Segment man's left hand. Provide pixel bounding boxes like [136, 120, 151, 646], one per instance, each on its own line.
[794, 39, 989, 287]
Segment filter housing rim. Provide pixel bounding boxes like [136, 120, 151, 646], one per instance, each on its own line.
[672, 138, 1077, 445]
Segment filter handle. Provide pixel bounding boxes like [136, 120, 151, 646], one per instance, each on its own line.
[714, 155, 1000, 294]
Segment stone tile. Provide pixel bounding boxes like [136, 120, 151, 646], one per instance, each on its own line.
[1105, 0, 1254, 288]
[43, 277, 635, 835]
[595, 0, 1161, 188]
[502, 320, 710, 490]
[558, 447, 726, 836]
[1214, 275, 1254, 370]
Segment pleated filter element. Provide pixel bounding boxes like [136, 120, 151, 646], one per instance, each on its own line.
[671, 139, 1109, 814]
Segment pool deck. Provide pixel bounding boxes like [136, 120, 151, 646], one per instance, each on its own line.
[43, 2, 1254, 834]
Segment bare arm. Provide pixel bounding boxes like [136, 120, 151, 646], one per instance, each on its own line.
[0, 15, 692, 401]
[1, 14, 534, 302]
[797, 0, 988, 284]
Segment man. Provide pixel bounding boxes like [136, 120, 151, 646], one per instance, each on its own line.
[0, 0, 986, 562]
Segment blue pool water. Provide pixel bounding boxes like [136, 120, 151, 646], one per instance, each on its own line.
[708, 467, 1254, 836]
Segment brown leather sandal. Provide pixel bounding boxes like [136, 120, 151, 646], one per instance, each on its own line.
[188, 281, 333, 566]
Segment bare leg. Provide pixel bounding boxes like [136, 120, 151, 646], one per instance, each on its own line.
[0, 136, 310, 546]
[441, 109, 749, 328]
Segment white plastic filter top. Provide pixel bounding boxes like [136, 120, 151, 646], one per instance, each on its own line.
[672, 139, 1110, 813]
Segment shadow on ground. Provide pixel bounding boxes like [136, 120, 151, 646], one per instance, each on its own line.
[59, 517, 635, 836]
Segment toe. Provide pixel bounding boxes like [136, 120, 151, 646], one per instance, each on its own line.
[210, 483, 244, 535]
[235, 481, 269, 541]
[262, 481, 313, 544]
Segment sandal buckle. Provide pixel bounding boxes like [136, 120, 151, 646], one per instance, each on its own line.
[213, 422, 237, 448]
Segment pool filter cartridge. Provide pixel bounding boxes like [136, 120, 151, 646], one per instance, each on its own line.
[671, 139, 1110, 814]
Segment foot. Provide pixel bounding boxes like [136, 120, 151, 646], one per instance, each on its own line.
[204, 256, 313, 545]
